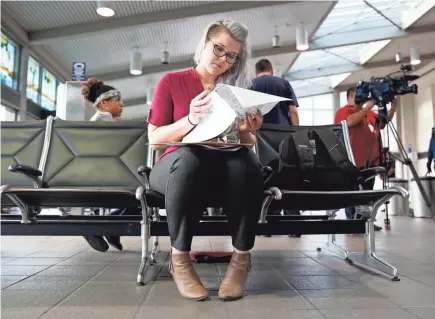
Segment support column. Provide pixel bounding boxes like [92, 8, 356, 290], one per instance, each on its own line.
[398, 94, 417, 179]
[147, 87, 154, 104]
[18, 44, 29, 120]
[332, 91, 341, 113]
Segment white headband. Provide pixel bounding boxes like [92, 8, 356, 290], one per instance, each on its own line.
[93, 89, 120, 108]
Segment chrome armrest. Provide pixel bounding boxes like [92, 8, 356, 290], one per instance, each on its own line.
[8, 164, 43, 188]
[137, 165, 152, 189]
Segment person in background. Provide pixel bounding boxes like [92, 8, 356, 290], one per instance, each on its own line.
[335, 87, 397, 231]
[251, 58, 301, 237]
[148, 19, 264, 301]
[85, 78, 124, 122]
[80, 78, 124, 251]
[427, 127, 435, 175]
[251, 59, 299, 126]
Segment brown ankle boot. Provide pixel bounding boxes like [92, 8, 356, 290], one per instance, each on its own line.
[219, 252, 251, 301]
[169, 253, 209, 301]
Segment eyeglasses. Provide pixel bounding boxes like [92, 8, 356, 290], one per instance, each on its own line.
[210, 41, 238, 64]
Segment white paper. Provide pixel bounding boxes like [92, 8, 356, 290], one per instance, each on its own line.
[220, 84, 291, 116]
[182, 84, 291, 143]
[182, 92, 237, 143]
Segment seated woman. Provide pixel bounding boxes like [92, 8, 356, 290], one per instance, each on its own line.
[148, 19, 264, 301]
[80, 78, 124, 252]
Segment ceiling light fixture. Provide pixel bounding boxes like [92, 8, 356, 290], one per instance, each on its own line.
[296, 22, 309, 51]
[96, 0, 115, 17]
[410, 47, 421, 65]
[272, 25, 280, 48]
[395, 53, 402, 63]
[130, 49, 142, 76]
[161, 41, 169, 65]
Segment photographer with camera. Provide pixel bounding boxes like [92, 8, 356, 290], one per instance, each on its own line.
[427, 127, 435, 175]
[335, 87, 397, 231]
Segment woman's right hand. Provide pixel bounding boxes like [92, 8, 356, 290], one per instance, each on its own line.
[188, 90, 212, 125]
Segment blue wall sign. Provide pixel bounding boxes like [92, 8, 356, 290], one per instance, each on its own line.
[72, 62, 86, 81]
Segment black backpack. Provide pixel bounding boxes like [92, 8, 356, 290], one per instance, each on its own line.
[264, 128, 365, 191]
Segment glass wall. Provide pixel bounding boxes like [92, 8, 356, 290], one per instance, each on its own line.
[27, 56, 41, 104]
[25, 55, 61, 112]
[298, 93, 335, 126]
[41, 69, 57, 111]
[1, 31, 63, 117]
[1, 32, 19, 90]
[339, 91, 347, 107]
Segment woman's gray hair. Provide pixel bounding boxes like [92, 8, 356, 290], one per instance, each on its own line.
[194, 19, 253, 89]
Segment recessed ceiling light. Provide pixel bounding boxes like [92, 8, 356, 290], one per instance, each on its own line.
[96, 1, 115, 17]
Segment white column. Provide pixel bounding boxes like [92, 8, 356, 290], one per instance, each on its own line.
[19, 44, 29, 120]
[397, 94, 417, 179]
[332, 91, 340, 113]
[147, 87, 154, 104]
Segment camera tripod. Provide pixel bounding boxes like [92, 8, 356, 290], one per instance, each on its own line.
[376, 112, 434, 226]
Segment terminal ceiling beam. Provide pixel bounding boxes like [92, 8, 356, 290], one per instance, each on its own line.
[28, 1, 287, 45]
[286, 53, 435, 81]
[91, 24, 435, 81]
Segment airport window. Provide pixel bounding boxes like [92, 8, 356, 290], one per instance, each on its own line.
[26, 55, 60, 111]
[1, 32, 19, 90]
[339, 91, 347, 107]
[41, 69, 57, 111]
[298, 93, 335, 126]
[27, 56, 41, 104]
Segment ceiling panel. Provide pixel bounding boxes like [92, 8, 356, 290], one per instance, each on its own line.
[42, 1, 332, 75]
[314, 0, 426, 39]
[2, 0, 220, 31]
[290, 50, 349, 72]
[409, 6, 435, 27]
[290, 74, 346, 97]
[366, 31, 435, 63]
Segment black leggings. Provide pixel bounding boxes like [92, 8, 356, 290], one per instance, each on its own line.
[149, 146, 264, 252]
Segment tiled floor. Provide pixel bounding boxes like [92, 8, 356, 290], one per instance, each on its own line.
[1, 212, 435, 319]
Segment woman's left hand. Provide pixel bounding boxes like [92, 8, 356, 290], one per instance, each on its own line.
[239, 110, 263, 134]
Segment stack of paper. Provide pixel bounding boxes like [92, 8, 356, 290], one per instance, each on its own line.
[182, 84, 290, 144]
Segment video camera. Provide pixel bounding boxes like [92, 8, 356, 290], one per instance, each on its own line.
[355, 65, 419, 122]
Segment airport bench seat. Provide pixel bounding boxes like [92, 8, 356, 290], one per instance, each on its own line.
[0, 118, 409, 286]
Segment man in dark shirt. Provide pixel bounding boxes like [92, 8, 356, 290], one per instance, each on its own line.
[251, 59, 299, 125]
[251, 59, 301, 237]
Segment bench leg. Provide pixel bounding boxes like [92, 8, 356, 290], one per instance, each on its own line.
[259, 196, 273, 224]
[136, 187, 152, 286]
[6, 193, 32, 224]
[137, 218, 151, 286]
[347, 219, 399, 281]
[317, 210, 348, 259]
[150, 208, 160, 264]
[317, 234, 348, 259]
[150, 236, 159, 264]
